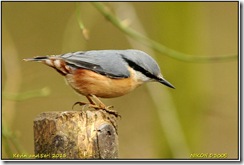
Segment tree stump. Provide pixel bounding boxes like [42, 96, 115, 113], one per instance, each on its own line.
[33, 110, 119, 159]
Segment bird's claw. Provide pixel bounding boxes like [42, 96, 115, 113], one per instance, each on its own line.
[94, 104, 119, 117]
[72, 102, 119, 118]
[102, 107, 120, 118]
[72, 101, 88, 110]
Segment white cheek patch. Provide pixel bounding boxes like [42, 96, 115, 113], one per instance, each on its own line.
[134, 70, 151, 82]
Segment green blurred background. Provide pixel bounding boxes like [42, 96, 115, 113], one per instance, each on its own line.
[2, 2, 238, 159]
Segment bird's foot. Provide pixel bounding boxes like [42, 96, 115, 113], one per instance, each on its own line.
[72, 101, 119, 118]
[89, 104, 120, 118]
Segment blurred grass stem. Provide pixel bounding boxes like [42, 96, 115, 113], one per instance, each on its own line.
[75, 3, 89, 40]
[3, 87, 50, 101]
[92, 2, 237, 62]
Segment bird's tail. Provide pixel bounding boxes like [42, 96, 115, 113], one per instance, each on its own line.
[23, 56, 49, 62]
[23, 55, 70, 76]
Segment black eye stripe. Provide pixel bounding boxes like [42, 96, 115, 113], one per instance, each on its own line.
[122, 57, 159, 80]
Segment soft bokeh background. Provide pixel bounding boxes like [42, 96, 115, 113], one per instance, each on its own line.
[2, 2, 238, 159]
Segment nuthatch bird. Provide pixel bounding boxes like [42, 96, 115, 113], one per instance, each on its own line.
[24, 49, 174, 112]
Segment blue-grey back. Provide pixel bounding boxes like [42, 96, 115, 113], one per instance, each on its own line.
[60, 49, 161, 79]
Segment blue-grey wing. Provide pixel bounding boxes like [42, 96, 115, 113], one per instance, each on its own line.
[60, 50, 130, 78]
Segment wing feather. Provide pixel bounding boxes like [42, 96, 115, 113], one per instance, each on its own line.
[60, 50, 130, 78]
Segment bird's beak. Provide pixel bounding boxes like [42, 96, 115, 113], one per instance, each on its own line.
[157, 76, 175, 89]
